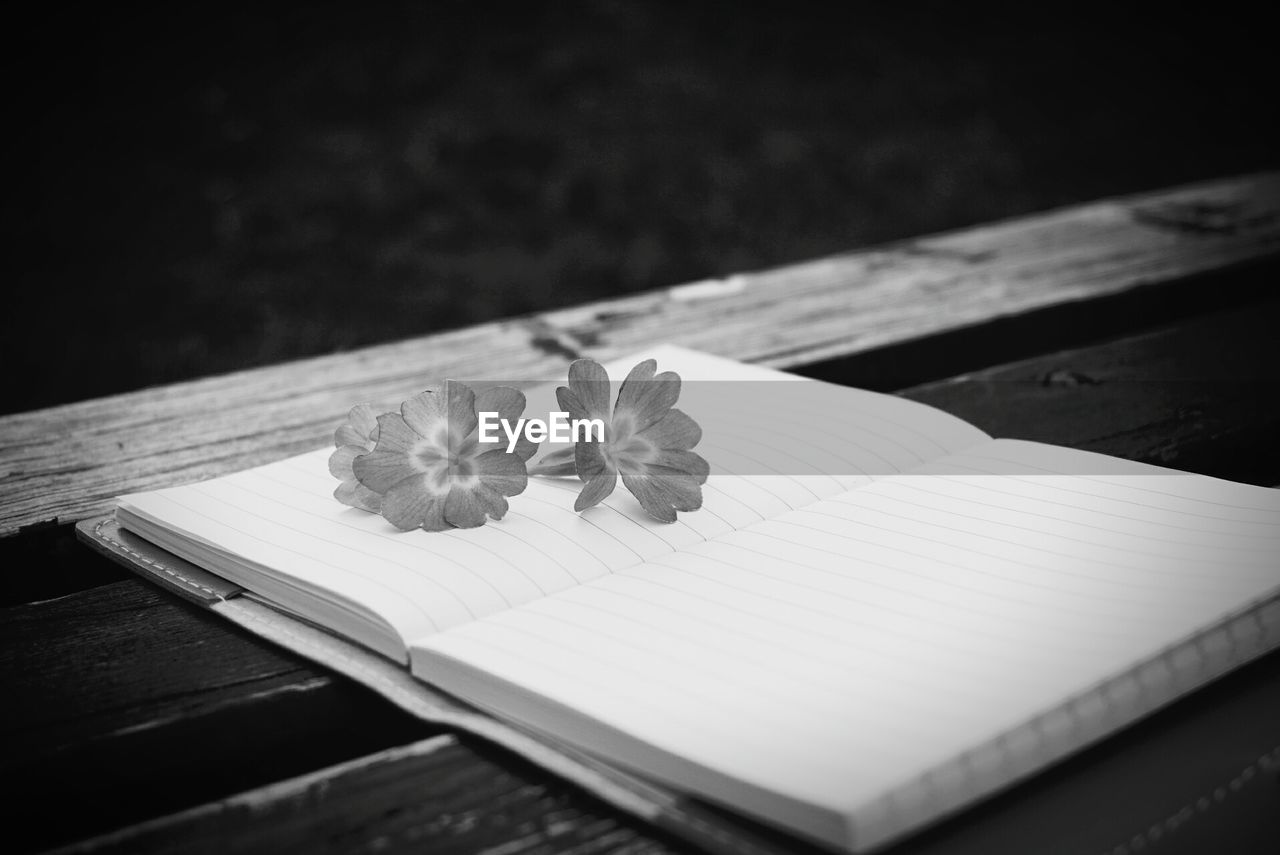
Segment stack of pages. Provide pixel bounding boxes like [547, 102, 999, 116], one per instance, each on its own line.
[105, 346, 1280, 853]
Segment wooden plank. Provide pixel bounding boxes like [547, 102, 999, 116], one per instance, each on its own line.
[0, 582, 434, 853]
[2, 173, 1278, 537]
[52, 650, 1280, 855]
[0, 518, 129, 607]
[905, 294, 1280, 486]
[13, 296, 1280, 853]
[55, 735, 686, 855]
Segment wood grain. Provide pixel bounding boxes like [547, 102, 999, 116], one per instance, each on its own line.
[11, 296, 1280, 854]
[2, 172, 1278, 537]
[905, 295, 1280, 486]
[53, 647, 1280, 855]
[0, 582, 433, 853]
[55, 734, 690, 855]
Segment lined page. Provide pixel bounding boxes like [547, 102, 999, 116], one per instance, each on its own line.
[119, 449, 673, 647]
[116, 345, 990, 658]
[523, 344, 993, 526]
[411, 438, 1280, 845]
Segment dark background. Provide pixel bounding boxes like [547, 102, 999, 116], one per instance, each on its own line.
[5, 1, 1276, 415]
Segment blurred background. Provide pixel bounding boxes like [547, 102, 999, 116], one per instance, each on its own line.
[4, 0, 1276, 414]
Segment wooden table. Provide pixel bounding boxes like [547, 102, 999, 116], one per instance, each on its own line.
[3, 174, 1279, 854]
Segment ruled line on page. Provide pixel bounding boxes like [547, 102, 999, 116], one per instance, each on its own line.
[135, 489, 449, 632]
[904, 463, 1280, 535]
[636, 541, 1158, 653]
[795, 505, 1267, 590]
[598, 559, 1076, 669]
[227, 472, 567, 601]
[264, 466, 620, 578]
[691, 396, 923, 471]
[942, 440, 1280, 515]
[226, 476, 553, 598]
[833, 486, 1280, 562]
[426, 608, 927, 777]
[271, 459, 673, 567]
[414, 468, 1280, 822]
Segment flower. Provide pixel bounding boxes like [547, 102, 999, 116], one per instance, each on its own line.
[352, 382, 537, 531]
[329, 403, 382, 513]
[552, 358, 708, 522]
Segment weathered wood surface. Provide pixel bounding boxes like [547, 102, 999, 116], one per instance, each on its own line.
[52, 648, 1280, 855]
[0, 581, 434, 853]
[6, 296, 1279, 854]
[907, 290, 1280, 486]
[2, 172, 1278, 538]
[55, 734, 690, 855]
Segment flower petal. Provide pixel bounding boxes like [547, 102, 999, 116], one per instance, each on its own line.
[444, 487, 488, 528]
[352, 483, 383, 512]
[348, 403, 380, 439]
[382, 475, 448, 531]
[474, 386, 526, 426]
[447, 381, 479, 449]
[512, 434, 540, 461]
[476, 385, 537, 459]
[371, 412, 420, 454]
[335, 424, 367, 448]
[334, 479, 382, 513]
[620, 358, 656, 385]
[528, 446, 577, 477]
[473, 483, 510, 520]
[574, 468, 617, 512]
[354, 448, 416, 494]
[566, 358, 612, 422]
[613, 358, 655, 415]
[644, 449, 710, 484]
[555, 386, 591, 425]
[334, 479, 358, 505]
[574, 438, 609, 479]
[400, 387, 449, 438]
[639, 408, 702, 451]
[620, 473, 678, 523]
[474, 448, 529, 496]
[615, 361, 680, 434]
[334, 404, 380, 449]
[651, 472, 705, 511]
[401, 382, 478, 448]
[328, 444, 364, 479]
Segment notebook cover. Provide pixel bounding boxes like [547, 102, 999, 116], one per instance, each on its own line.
[75, 514, 1280, 854]
[75, 514, 814, 855]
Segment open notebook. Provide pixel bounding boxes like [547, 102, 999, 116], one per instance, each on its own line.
[106, 345, 1280, 853]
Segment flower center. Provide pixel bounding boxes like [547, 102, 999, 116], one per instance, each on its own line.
[450, 454, 475, 479]
[415, 441, 476, 479]
[603, 432, 654, 475]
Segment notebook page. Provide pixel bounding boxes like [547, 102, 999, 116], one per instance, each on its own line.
[523, 344, 992, 525]
[410, 438, 1280, 849]
[117, 345, 990, 660]
[118, 450, 669, 650]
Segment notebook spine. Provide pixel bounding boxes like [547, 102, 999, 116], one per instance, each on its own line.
[75, 515, 244, 606]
